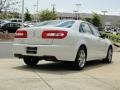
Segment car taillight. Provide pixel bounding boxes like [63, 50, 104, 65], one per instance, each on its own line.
[15, 30, 27, 38]
[42, 30, 68, 39]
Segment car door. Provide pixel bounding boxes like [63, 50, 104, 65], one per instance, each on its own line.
[89, 24, 108, 58]
[13, 23, 21, 33]
[9, 23, 17, 33]
[3, 23, 10, 32]
[80, 22, 100, 60]
[8, 23, 14, 33]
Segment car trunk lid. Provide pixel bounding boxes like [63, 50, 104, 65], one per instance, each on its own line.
[14, 26, 68, 45]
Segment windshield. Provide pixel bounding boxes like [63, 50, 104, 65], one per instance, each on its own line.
[0, 23, 6, 26]
[34, 20, 75, 28]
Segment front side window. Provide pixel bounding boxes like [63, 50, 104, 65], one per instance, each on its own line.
[80, 23, 93, 34]
[9, 23, 14, 27]
[5, 23, 10, 27]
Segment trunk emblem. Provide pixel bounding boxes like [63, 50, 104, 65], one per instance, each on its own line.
[33, 31, 36, 37]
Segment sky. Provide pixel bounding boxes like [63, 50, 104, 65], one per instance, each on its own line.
[18, 0, 120, 15]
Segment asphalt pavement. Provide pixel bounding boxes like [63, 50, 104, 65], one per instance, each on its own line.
[0, 41, 120, 90]
[0, 41, 13, 58]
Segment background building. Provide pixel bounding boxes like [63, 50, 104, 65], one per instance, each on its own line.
[57, 12, 120, 27]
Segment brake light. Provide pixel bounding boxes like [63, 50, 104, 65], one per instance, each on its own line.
[15, 30, 27, 38]
[42, 30, 68, 39]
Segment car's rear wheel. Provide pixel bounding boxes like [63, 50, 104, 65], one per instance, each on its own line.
[23, 57, 39, 66]
[103, 47, 113, 63]
[75, 47, 87, 70]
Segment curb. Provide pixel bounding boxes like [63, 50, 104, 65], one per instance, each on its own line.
[113, 43, 120, 47]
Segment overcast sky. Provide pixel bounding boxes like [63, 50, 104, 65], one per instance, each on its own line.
[19, 0, 120, 15]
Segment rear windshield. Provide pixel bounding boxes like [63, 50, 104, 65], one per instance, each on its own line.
[11, 20, 17, 22]
[57, 21, 75, 28]
[34, 20, 62, 26]
[34, 20, 75, 28]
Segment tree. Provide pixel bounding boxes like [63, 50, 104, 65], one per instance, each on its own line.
[0, 13, 5, 19]
[39, 9, 57, 21]
[92, 13, 101, 27]
[25, 9, 32, 21]
[0, 0, 20, 19]
[0, 0, 19, 13]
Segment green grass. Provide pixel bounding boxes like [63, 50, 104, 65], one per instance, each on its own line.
[101, 32, 120, 43]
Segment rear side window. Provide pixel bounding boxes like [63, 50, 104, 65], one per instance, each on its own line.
[11, 20, 17, 22]
[80, 23, 93, 34]
[18, 20, 22, 22]
[13, 23, 21, 27]
[89, 24, 101, 37]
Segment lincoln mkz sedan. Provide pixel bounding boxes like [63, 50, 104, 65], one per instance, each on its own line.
[13, 20, 113, 70]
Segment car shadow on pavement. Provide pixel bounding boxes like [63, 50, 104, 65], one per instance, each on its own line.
[13, 60, 112, 75]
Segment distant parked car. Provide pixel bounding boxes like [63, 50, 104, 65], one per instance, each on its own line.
[23, 21, 35, 27]
[13, 20, 113, 70]
[0, 20, 10, 25]
[0, 22, 21, 33]
[117, 29, 120, 35]
[10, 18, 22, 23]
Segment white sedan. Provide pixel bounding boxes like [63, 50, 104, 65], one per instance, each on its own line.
[13, 20, 113, 70]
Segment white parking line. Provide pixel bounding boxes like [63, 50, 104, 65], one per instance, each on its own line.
[0, 41, 12, 44]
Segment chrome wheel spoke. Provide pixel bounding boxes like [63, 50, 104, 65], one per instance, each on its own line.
[78, 50, 86, 67]
[108, 49, 112, 61]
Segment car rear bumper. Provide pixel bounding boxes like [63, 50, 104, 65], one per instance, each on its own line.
[13, 44, 77, 61]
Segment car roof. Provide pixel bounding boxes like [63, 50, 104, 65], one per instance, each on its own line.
[5, 22, 20, 24]
[1, 22, 21, 26]
[41, 19, 87, 23]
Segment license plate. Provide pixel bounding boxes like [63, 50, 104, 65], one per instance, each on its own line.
[26, 47, 37, 54]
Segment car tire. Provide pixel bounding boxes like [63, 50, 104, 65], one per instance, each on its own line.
[103, 47, 113, 63]
[74, 47, 87, 70]
[0, 29, 4, 33]
[23, 57, 39, 66]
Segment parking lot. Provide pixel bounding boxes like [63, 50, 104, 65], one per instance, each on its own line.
[0, 42, 119, 90]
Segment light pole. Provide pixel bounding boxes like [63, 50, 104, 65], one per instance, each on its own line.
[33, 4, 37, 21]
[51, 4, 56, 12]
[37, 0, 39, 13]
[73, 10, 78, 20]
[102, 11, 108, 16]
[36, 0, 39, 21]
[18, 5, 21, 19]
[75, 3, 81, 20]
[102, 11, 108, 27]
[22, 0, 24, 27]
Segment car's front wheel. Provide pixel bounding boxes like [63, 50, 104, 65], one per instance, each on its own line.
[103, 47, 113, 63]
[23, 57, 39, 66]
[75, 47, 87, 70]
